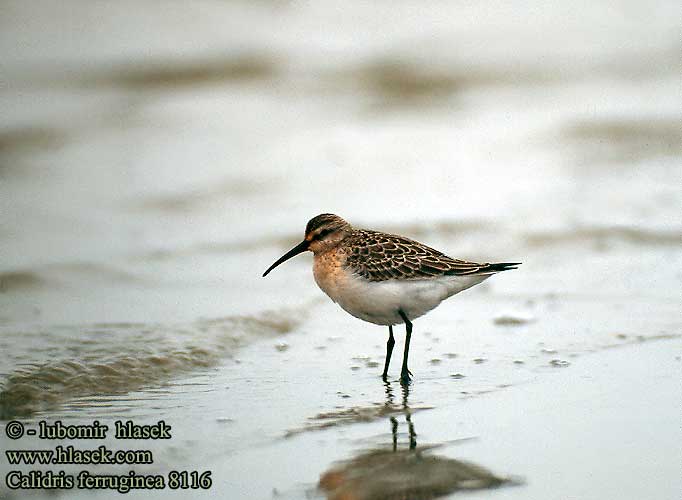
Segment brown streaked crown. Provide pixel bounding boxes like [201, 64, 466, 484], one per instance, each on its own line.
[305, 214, 352, 238]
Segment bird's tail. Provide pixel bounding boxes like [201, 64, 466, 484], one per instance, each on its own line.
[484, 262, 521, 272]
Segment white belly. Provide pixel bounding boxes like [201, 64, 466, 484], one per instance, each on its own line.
[314, 262, 489, 326]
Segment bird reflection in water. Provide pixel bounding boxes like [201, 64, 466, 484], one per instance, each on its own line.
[318, 381, 511, 500]
[384, 381, 416, 452]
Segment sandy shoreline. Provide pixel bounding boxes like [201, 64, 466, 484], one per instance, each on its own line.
[2, 2, 681, 499]
[427, 337, 681, 500]
[198, 334, 681, 500]
[4, 324, 677, 500]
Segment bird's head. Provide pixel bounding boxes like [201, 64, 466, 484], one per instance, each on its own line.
[262, 214, 352, 277]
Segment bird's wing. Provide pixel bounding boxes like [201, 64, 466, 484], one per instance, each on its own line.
[343, 230, 498, 282]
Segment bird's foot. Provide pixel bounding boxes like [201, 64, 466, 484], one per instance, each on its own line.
[400, 368, 413, 385]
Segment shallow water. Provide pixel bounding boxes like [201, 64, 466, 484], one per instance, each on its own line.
[1, 1, 681, 499]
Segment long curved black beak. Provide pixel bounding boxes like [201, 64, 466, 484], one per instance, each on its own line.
[262, 240, 310, 277]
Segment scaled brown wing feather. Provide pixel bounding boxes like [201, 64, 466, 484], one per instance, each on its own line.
[344, 230, 488, 282]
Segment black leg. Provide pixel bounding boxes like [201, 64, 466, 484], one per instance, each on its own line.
[382, 326, 395, 380]
[398, 310, 413, 385]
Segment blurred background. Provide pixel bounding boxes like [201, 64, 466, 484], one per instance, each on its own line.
[0, 1, 680, 499]
[2, 0, 680, 327]
[1, 0, 680, 324]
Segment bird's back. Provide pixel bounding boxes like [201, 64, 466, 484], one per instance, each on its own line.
[342, 229, 518, 282]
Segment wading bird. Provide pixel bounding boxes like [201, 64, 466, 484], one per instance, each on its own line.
[263, 214, 519, 385]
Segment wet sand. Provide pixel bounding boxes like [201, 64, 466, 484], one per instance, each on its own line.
[1, 296, 679, 500]
[210, 333, 681, 500]
[1, 1, 681, 499]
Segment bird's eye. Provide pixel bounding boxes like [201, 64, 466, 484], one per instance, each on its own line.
[316, 229, 333, 239]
